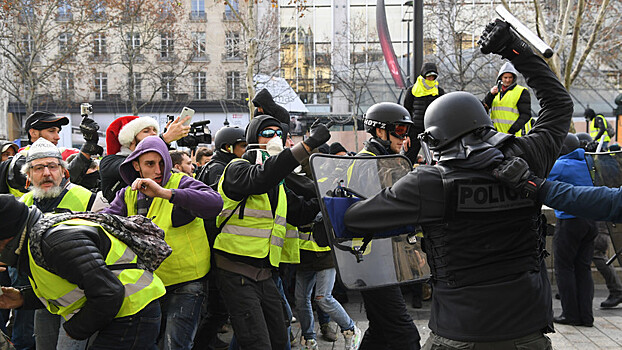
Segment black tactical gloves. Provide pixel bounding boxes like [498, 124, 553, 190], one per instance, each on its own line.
[304, 121, 331, 150]
[492, 157, 544, 199]
[478, 19, 533, 60]
[80, 118, 103, 156]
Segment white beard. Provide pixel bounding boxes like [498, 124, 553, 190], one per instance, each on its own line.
[30, 185, 64, 199]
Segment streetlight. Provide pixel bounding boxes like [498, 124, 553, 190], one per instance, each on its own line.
[402, 1, 413, 84]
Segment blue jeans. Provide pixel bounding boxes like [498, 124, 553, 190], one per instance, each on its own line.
[158, 280, 206, 350]
[89, 300, 161, 350]
[9, 267, 35, 350]
[34, 309, 87, 350]
[295, 268, 354, 341]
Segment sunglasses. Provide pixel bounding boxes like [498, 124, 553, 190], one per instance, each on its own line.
[258, 129, 283, 138]
[392, 124, 410, 138]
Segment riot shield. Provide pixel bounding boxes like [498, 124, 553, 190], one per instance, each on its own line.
[587, 151, 622, 266]
[310, 154, 430, 290]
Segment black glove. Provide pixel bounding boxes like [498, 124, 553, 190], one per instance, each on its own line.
[585, 141, 598, 152]
[478, 19, 532, 60]
[80, 142, 103, 156]
[492, 157, 544, 199]
[80, 118, 100, 143]
[304, 121, 331, 150]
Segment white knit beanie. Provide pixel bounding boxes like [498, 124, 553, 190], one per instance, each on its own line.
[117, 117, 160, 149]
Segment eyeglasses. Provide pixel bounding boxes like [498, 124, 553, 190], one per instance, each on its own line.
[258, 129, 283, 138]
[392, 124, 410, 138]
[32, 163, 61, 174]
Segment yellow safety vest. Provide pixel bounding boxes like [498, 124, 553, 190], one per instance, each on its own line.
[280, 223, 301, 263]
[590, 115, 611, 142]
[124, 172, 210, 286]
[21, 184, 93, 211]
[214, 158, 289, 267]
[411, 76, 439, 97]
[299, 229, 331, 252]
[28, 218, 165, 320]
[491, 85, 530, 136]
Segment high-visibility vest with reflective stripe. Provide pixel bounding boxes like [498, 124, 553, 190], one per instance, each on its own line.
[21, 184, 93, 211]
[411, 75, 439, 97]
[515, 118, 533, 137]
[280, 224, 300, 263]
[490, 85, 527, 135]
[346, 149, 376, 184]
[590, 115, 611, 142]
[215, 158, 288, 267]
[124, 172, 210, 286]
[28, 218, 165, 320]
[299, 230, 331, 252]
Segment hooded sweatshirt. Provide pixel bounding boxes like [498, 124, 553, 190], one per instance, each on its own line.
[105, 136, 222, 228]
[547, 147, 593, 219]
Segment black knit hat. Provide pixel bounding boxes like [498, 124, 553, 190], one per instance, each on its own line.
[0, 194, 29, 240]
[329, 142, 347, 155]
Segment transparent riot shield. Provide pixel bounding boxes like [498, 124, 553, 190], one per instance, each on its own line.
[309, 154, 430, 290]
[587, 151, 622, 266]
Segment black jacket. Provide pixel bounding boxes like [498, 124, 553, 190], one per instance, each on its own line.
[403, 85, 445, 161]
[100, 154, 126, 203]
[345, 50, 572, 341]
[482, 83, 532, 135]
[217, 148, 320, 267]
[196, 151, 237, 191]
[20, 224, 124, 341]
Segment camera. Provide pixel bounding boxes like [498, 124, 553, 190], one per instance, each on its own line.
[176, 119, 212, 150]
[80, 103, 93, 117]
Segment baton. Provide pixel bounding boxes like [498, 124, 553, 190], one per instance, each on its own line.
[495, 5, 553, 58]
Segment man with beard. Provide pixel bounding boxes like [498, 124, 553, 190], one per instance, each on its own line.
[20, 138, 108, 349]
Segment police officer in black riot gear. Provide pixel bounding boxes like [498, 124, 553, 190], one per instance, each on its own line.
[351, 102, 422, 350]
[344, 19, 572, 349]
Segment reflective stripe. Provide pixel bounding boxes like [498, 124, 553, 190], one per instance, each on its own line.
[490, 118, 516, 125]
[285, 229, 299, 239]
[271, 235, 284, 247]
[48, 287, 84, 308]
[275, 215, 287, 227]
[220, 207, 273, 219]
[111, 270, 155, 298]
[223, 225, 273, 238]
[113, 247, 137, 264]
[299, 232, 311, 241]
[491, 106, 519, 114]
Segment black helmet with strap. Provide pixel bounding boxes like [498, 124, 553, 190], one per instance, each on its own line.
[214, 126, 246, 152]
[363, 102, 413, 138]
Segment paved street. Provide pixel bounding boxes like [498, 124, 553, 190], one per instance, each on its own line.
[282, 284, 622, 349]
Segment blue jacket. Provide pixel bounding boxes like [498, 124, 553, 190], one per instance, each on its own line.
[540, 180, 622, 223]
[547, 148, 592, 219]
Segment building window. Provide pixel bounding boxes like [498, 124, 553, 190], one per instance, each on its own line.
[94, 72, 107, 100]
[160, 32, 174, 58]
[58, 33, 72, 56]
[91, 0, 106, 19]
[193, 72, 207, 100]
[191, 0, 205, 18]
[161, 72, 174, 100]
[126, 32, 141, 51]
[57, 0, 72, 21]
[128, 72, 142, 100]
[59, 72, 74, 98]
[21, 34, 34, 56]
[225, 32, 240, 59]
[226, 71, 240, 99]
[93, 33, 106, 57]
[192, 32, 206, 59]
[224, 0, 237, 19]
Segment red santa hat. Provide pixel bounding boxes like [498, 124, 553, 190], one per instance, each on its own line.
[106, 116, 159, 155]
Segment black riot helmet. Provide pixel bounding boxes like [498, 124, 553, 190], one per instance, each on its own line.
[214, 126, 246, 152]
[363, 102, 413, 139]
[559, 133, 580, 156]
[421, 92, 494, 151]
[576, 132, 592, 143]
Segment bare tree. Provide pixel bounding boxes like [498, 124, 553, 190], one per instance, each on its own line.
[330, 14, 383, 152]
[523, 0, 619, 88]
[0, 0, 110, 115]
[429, 0, 497, 95]
[105, 0, 194, 115]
